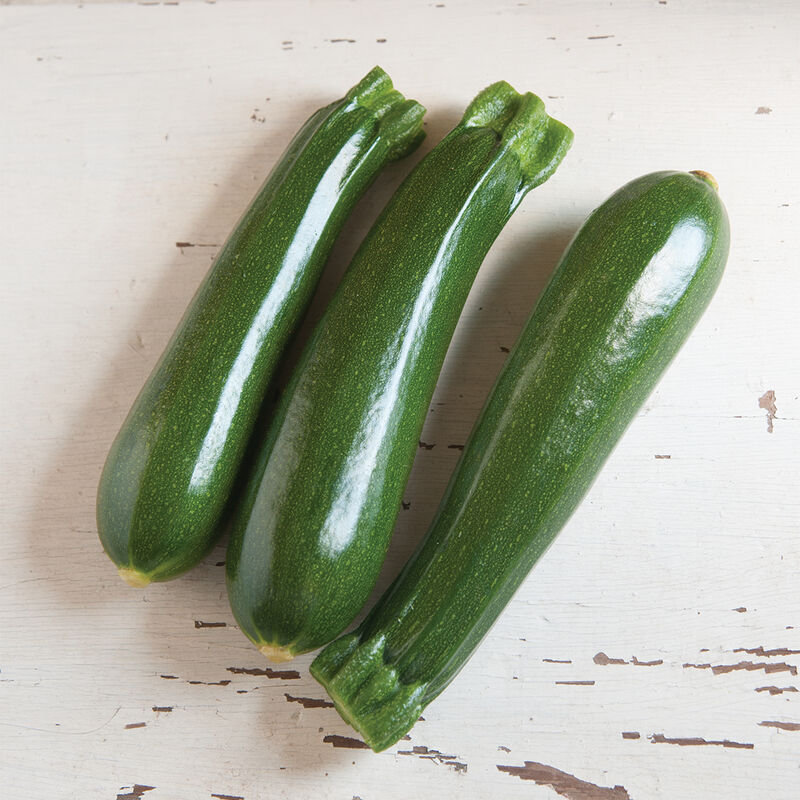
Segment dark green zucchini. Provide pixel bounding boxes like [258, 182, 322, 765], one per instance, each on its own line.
[311, 170, 731, 751]
[96, 67, 425, 586]
[226, 83, 573, 661]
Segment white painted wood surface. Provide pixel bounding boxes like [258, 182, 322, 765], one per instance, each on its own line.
[2, 1, 798, 798]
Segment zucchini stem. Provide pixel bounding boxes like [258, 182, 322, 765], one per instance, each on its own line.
[462, 81, 574, 190]
[347, 66, 427, 161]
[310, 632, 427, 752]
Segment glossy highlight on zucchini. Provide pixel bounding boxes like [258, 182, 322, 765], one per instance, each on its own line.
[96, 67, 426, 586]
[311, 170, 731, 751]
[226, 82, 574, 662]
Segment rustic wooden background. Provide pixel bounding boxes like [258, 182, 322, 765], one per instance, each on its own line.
[2, 1, 798, 798]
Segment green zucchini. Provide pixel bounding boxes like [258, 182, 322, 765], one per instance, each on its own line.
[96, 67, 425, 586]
[226, 83, 573, 661]
[311, 170, 731, 751]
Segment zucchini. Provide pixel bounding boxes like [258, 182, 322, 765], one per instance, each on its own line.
[311, 170, 731, 751]
[226, 83, 573, 661]
[96, 67, 425, 586]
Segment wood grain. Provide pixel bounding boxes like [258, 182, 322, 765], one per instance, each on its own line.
[1, 1, 798, 798]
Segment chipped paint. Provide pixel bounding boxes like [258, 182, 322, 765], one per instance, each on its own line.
[124, 722, 146, 730]
[284, 693, 334, 709]
[683, 660, 797, 676]
[323, 734, 369, 749]
[555, 680, 595, 685]
[116, 785, 155, 800]
[755, 686, 798, 695]
[621, 731, 641, 739]
[397, 745, 467, 772]
[758, 720, 800, 731]
[227, 666, 301, 679]
[594, 652, 663, 666]
[194, 620, 227, 628]
[188, 679, 231, 686]
[497, 761, 630, 799]
[649, 733, 753, 749]
[594, 652, 626, 665]
[732, 646, 800, 657]
[758, 390, 777, 432]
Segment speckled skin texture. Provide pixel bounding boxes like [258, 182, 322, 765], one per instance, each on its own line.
[96, 67, 425, 582]
[226, 83, 573, 657]
[311, 170, 731, 751]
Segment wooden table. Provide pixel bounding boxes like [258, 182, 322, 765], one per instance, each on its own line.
[2, 1, 798, 797]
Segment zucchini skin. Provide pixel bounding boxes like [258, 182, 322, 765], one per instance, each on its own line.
[226, 83, 573, 660]
[311, 170, 731, 751]
[96, 67, 425, 585]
